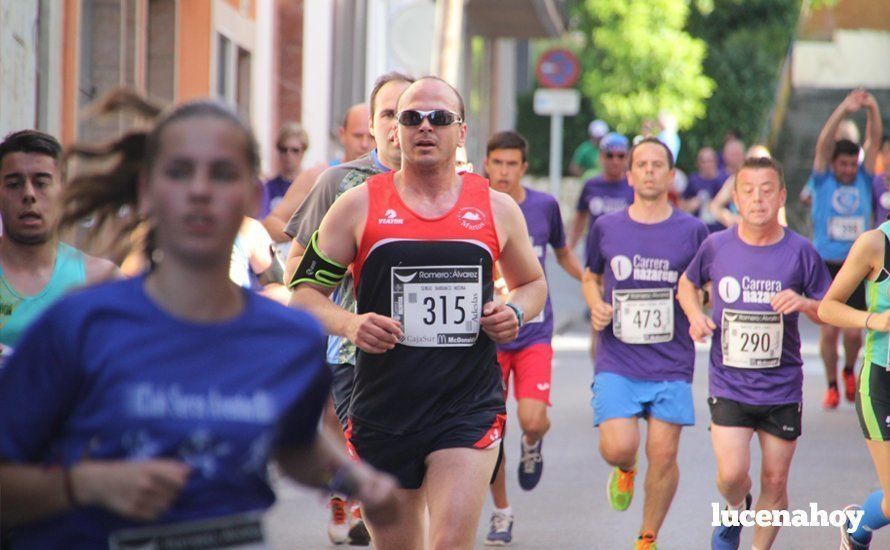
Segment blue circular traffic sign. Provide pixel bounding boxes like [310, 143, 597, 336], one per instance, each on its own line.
[535, 49, 581, 89]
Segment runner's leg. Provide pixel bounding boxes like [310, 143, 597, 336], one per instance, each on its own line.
[752, 430, 796, 550]
[599, 417, 639, 470]
[362, 487, 425, 550]
[710, 424, 754, 508]
[640, 418, 682, 536]
[426, 446, 499, 550]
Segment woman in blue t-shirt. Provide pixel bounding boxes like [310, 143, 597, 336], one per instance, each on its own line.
[0, 97, 397, 549]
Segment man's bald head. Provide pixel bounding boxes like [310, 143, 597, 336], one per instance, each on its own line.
[339, 102, 373, 161]
[396, 77, 465, 121]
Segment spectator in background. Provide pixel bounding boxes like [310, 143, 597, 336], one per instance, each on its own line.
[263, 103, 373, 252]
[569, 119, 609, 179]
[261, 123, 308, 218]
[681, 147, 728, 232]
[722, 138, 746, 177]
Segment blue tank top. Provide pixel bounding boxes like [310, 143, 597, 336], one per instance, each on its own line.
[0, 242, 86, 347]
[807, 166, 873, 262]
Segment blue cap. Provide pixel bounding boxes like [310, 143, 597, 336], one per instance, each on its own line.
[600, 132, 629, 153]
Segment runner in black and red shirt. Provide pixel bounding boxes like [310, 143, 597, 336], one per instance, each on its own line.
[291, 77, 546, 550]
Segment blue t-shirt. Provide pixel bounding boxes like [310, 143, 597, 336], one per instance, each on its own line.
[0, 276, 329, 549]
[498, 187, 566, 351]
[807, 165, 873, 262]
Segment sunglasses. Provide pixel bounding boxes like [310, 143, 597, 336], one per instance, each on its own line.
[397, 109, 462, 127]
[277, 146, 304, 155]
[605, 152, 627, 159]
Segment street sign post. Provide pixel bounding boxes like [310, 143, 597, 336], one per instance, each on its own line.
[535, 49, 581, 199]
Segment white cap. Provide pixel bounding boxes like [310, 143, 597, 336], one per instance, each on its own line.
[588, 119, 609, 138]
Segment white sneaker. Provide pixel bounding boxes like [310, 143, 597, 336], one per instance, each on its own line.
[327, 496, 349, 544]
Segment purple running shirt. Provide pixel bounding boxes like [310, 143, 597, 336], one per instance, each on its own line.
[684, 227, 831, 405]
[587, 209, 709, 382]
[499, 187, 566, 352]
[576, 175, 634, 262]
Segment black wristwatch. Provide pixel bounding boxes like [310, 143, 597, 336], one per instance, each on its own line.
[505, 303, 524, 328]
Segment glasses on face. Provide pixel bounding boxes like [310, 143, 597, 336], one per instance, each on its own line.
[397, 109, 462, 127]
[605, 152, 626, 159]
[277, 146, 304, 155]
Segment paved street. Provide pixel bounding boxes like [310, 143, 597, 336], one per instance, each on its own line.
[265, 256, 882, 549]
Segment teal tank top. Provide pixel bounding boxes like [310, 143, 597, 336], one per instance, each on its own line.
[0, 242, 87, 348]
[864, 221, 890, 368]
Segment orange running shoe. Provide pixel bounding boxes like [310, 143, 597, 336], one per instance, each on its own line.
[823, 386, 840, 409]
[843, 369, 857, 403]
[635, 531, 657, 549]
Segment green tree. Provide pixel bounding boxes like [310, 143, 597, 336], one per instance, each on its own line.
[573, 0, 714, 134]
[678, 0, 800, 170]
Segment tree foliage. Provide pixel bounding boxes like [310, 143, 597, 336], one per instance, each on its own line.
[677, 0, 800, 169]
[573, 0, 714, 134]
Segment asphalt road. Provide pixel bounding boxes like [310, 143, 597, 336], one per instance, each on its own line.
[264, 257, 883, 549]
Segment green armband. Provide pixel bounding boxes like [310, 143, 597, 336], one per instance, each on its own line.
[288, 231, 348, 290]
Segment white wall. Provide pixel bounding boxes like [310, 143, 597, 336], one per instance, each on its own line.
[300, 0, 334, 166]
[252, 0, 274, 174]
[0, 0, 39, 136]
[793, 30, 890, 89]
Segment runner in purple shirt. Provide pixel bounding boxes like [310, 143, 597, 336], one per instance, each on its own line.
[482, 131, 583, 545]
[872, 135, 890, 227]
[582, 138, 708, 550]
[678, 157, 830, 550]
[681, 147, 729, 232]
[569, 132, 633, 361]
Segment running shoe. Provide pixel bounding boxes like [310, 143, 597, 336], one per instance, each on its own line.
[518, 436, 543, 490]
[606, 466, 635, 511]
[711, 493, 752, 550]
[843, 369, 857, 403]
[839, 505, 869, 549]
[823, 386, 840, 409]
[635, 531, 657, 549]
[327, 496, 349, 544]
[348, 501, 371, 546]
[484, 511, 514, 546]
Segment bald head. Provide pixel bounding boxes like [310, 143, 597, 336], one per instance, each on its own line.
[339, 102, 373, 161]
[396, 77, 465, 121]
[723, 138, 745, 174]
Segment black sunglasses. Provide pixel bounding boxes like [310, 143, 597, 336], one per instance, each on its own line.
[397, 109, 462, 127]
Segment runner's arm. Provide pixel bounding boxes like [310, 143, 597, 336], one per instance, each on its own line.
[677, 273, 715, 342]
[862, 92, 883, 175]
[285, 240, 307, 283]
[818, 230, 884, 329]
[288, 187, 402, 353]
[814, 91, 862, 172]
[581, 268, 612, 331]
[554, 245, 583, 281]
[568, 210, 588, 251]
[709, 177, 740, 227]
[484, 192, 547, 343]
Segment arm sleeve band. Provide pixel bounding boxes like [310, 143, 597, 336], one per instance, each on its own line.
[288, 231, 348, 290]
